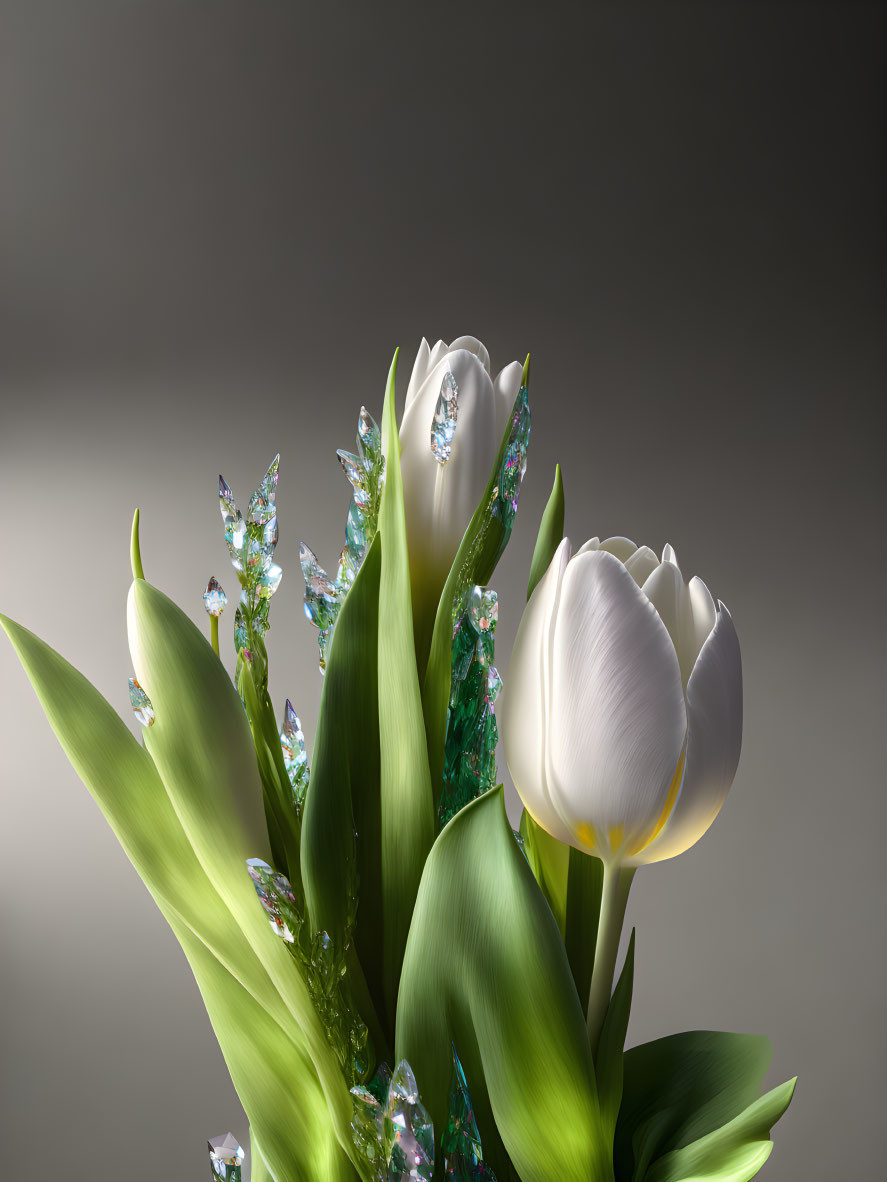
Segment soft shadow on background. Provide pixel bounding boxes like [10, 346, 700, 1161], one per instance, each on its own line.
[1, 3, 884, 1179]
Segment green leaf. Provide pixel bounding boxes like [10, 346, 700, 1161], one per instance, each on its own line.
[126, 579, 356, 1155]
[397, 788, 613, 1182]
[377, 350, 436, 1026]
[527, 463, 565, 598]
[301, 535, 388, 1050]
[564, 846, 605, 1006]
[644, 1078, 796, 1182]
[595, 930, 635, 1141]
[423, 382, 530, 812]
[172, 917, 359, 1182]
[615, 1031, 778, 1181]
[519, 808, 570, 936]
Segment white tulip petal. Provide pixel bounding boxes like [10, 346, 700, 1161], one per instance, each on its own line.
[643, 562, 717, 685]
[632, 601, 742, 864]
[662, 542, 679, 567]
[448, 335, 491, 374]
[576, 537, 601, 555]
[501, 538, 576, 846]
[428, 339, 449, 369]
[492, 360, 523, 441]
[548, 551, 687, 858]
[600, 536, 638, 562]
[405, 337, 431, 411]
[624, 545, 659, 586]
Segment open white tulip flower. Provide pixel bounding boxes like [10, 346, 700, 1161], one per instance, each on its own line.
[501, 534, 742, 1043]
[399, 335, 523, 651]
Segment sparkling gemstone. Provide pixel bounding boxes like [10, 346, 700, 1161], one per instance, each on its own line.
[337, 544, 360, 588]
[247, 454, 280, 525]
[128, 677, 155, 727]
[233, 606, 249, 652]
[350, 1086, 386, 1181]
[443, 1047, 482, 1165]
[246, 858, 300, 943]
[345, 499, 367, 554]
[494, 386, 530, 524]
[338, 449, 371, 507]
[203, 577, 228, 617]
[486, 666, 502, 703]
[300, 542, 343, 631]
[256, 562, 283, 599]
[386, 1059, 435, 1182]
[431, 370, 459, 464]
[208, 1132, 244, 1181]
[280, 699, 309, 803]
[468, 588, 498, 634]
[357, 406, 382, 470]
[219, 475, 247, 569]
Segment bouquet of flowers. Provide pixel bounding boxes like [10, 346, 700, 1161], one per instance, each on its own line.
[4, 336, 795, 1182]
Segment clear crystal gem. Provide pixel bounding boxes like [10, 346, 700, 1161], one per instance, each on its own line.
[208, 1132, 244, 1181]
[128, 677, 154, 727]
[247, 454, 280, 525]
[300, 542, 343, 631]
[357, 406, 382, 470]
[431, 370, 459, 464]
[468, 588, 498, 633]
[246, 858, 300, 943]
[219, 475, 247, 569]
[386, 1059, 435, 1181]
[203, 577, 228, 617]
[280, 699, 309, 803]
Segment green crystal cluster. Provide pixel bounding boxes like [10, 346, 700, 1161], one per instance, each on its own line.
[442, 1047, 498, 1181]
[246, 857, 369, 1086]
[350, 1059, 435, 1182]
[439, 585, 502, 828]
[302, 407, 385, 670]
[218, 455, 283, 688]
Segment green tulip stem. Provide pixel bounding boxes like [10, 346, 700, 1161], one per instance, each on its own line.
[210, 614, 220, 658]
[586, 862, 635, 1056]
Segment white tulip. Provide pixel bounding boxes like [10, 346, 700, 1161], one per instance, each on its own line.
[501, 535, 742, 1045]
[399, 336, 523, 651]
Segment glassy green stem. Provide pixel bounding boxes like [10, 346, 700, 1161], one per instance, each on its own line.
[210, 613, 220, 657]
[586, 862, 635, 1057]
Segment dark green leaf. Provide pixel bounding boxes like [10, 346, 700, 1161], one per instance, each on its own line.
[527, 463, 565, 598]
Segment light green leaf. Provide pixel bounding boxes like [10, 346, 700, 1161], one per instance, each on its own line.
[397, 788, 613, 1182]
[527, 463, 565, 598]
[301, 535, 388, 1052]
[595, 930, 635, 1140]
[615, 1031, 778, 1181]
[172, 917, 359, 1182]
[645, 1079, 796, 1182]
[377, 349, 436, 1026]
[126, 579, 356, 1157]
[519, 807, 570, 936]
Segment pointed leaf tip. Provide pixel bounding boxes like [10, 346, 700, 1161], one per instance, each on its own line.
[131, 509, 145, 581]
[522, 353, 531, 388]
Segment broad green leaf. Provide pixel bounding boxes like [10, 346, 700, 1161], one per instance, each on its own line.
[565, 847, 606, 1008]
[614, 1031, 776, 1182]
[519, 807, 570, 936]
[595, 930, 635, 1140]
[172, 917, 359, 1182]
[301, 535, 388, 1051]
[527, 463, 565, 598]
[645, 1078, 796, 1182]
[397, 788, 613, 1182]
[423, 377, 530, 812]
[377, 350, 436, 1026]
[126, 579, 355, 1155]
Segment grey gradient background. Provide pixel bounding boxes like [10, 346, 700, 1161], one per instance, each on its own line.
[1, 3, 884, 1179]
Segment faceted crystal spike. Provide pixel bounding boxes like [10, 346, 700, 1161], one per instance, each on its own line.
[443, 1047, 483, 1165]
[337, 544, 360, 588]
[128, 677, 155, 727]
[386, 1059, 435, 1182]
[256, 562, 283, 600]
[233, 606, 249, 652]
[219, 475, 246, 568]
[367, 1061, 392, 1105]
[247, 454, 280, 524]
[468, 587, 498, 635]
[301, 542, 343, 631]
[431, 370, 459, 464]
[203, 577, 228, 617]
[246, 858, 300, 943]
[280, 699, 309, 800]
[357, 406, 382, 470]
[208, 1132, 244, 1182]
[494, 386, 530, 520]
[350, 1086, 386, 1181]
[486, 666, 502, 703]
[338, 449, 371, 506]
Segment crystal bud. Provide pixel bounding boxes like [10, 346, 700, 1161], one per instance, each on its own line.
[431, 370, 459, 464]
[203, 577, 228, 617]
[128, 678, 155, 727]
[208, 1132, 244, 1182]
[386, 1059, 435, 1181]
[246, 858, 299, 943]
[247, 454, 280, 525]
[280, 699, 309, 802]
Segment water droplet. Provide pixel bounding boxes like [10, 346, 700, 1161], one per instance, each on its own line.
[431, 370, 459, 464]
[203, 577, 228, 616]
[128, 678, 154, 727]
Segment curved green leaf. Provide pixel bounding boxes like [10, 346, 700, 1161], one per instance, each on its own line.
[377, 349, 436, 1026]
[527, 463, 565, 598]
[519, 808, 570, 936]
[645, 1079, 796, 1182]
[615, 1031, 776, 1181]
[301, 535, 388, 1050]
[127, 579, 355, 1157]
[397, 788, 613, 1182]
